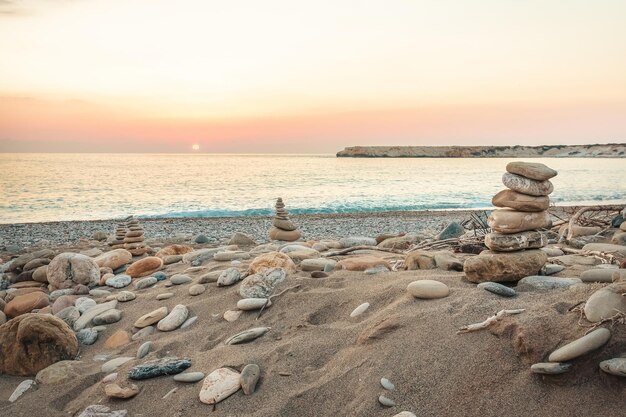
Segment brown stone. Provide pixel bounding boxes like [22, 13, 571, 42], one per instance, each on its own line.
[463, 250, 547, 283]
[155, 244, 193, 258]
[105, 330, 131, 349]
[248, 252, 297, 274]
[488, 209, 551, 234]
[32, 265, 48, 283]
[506, 161, 557, 181]
[51, 295, 77, 314]
[268, 227, 301, 242]
[5, 292, 50, 318]
[0, 314, 78, 376]
[9, 281, 45, 289]
[335, 256, 392, 271]
[94, 249, 132, 270]
[105, 383, 140, 399]
[492, 189, 550, 212]
[23, 258, 50, 272]
[47, 253, 100, 290]
[125, 257, 163, 278]
[404, 251, 436, 270]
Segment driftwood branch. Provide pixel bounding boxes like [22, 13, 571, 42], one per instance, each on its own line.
[256, 284, 301, 320]
[566, 205, 624, 241]
[457, 309, 525, 334]
[322, 246, 405, 257]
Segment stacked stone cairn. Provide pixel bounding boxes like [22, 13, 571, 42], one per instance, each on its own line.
[268, 198, 301, 242]
[124, 216, 147, 256]
[463, 162, 556, 283]
[109, 223, 128, 249]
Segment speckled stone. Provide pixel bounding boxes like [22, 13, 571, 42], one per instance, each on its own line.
[477, 282, 516, 297]
[128, 357, 191, 380]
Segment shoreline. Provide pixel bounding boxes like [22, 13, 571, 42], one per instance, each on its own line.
[0, 205, 605, 248]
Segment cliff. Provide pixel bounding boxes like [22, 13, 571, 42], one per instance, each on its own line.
[336, 144, 626, 158]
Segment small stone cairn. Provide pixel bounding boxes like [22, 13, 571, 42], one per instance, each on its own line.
[124, 216, 147, 256]
[109, 223, 128, 249]
[463, 162, 557, 282]
[268, 198, 301, 242]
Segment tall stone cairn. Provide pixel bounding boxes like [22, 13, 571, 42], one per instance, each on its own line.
[124, 216, 147, 256]
[268, 198, 302, 242]
[463, 162, 556, 283]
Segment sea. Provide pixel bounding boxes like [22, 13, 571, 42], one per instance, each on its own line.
[0, 154, 624, 224]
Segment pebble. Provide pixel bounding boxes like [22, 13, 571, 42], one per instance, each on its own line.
[380, 377, 395, 390]
[540, 263, 565, 275]
[116, 291, 136, 302]
[194, 234, 209, 244]
[157, 292, 174, 300]
[393, 413, 417, 417]
[516, 276, 582, 291]
[135, 277, 157, 290]
[240, 364, 261, 395]
[74, 300, 118, 330]
[104, 383, 140, 399]
[106, 274, 132, 289]
[104, 330, 131, 349]
[173, 371, 205, 383]
[93, 309, 123, 325]
[49, 289, 74, 301]
[199, 368, 241, 405]
[137, 341, 152, 359]
[340, 236, 377, 247]
[477, 282, 516, 297]
[217, 268, 241, 287]
[350, 302, 370, 317]
[548, 328, 611, 362]
[188, 284, 206, 295]
[134, 306, 168, 328]
[77, 405, 128, 417]
[56, 306, 80, 327]
[311, 271, 329, 278]
[224, 310, 242, 322]
[379, 394, 396, 407]
[406, 280, 450, 299]
[76, 328, 98, 345]
[153, 271, 167, 281]
[530, 362, 572, 374]
[180, 316, 197, 329]
[9, 379, 34, 403]
[599, 358, 626, 377]
[128, 357, 192, 380]
[101, 357, 134, 373]
[365, 266, 390, 275]
[92, 325, 107, 332]
[102, 373, 118, 383]
[170, 274, 192, 285]
[323, 263, 335, 273]
[225, 327, 271, 345]
[157, 304, 189, 331]
[89, 289, 111, 297]
[584, 282, 626, 322]
[237, 298, 270, 311]
[580, 269, 616, 283]
[75, 297, 97, 314]
[131, 326, 155, 340]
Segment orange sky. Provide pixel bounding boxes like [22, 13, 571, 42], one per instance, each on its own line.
[1, 0, 626, 152]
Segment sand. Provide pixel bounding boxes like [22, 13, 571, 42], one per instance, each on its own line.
[0, 235, 624, 417]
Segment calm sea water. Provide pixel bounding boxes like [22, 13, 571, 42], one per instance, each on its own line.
[0, 154, 624, 224]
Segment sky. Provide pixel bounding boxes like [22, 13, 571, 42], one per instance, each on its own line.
[1, 0, 625, 153]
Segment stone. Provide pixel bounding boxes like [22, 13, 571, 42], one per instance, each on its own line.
[553, 254, 600, 267]
[599, 358, 626, 377]
[584, 282, 626, 322]
[156, 244, 193, 259]
[240, 364, 261, 395]
[93, 231, 108, 241]
[561, 225, 603, 238]
[463, 250, 547, 283]
[404, 251, 436, 270]
[157, 304, 188, 331]
[612, 231, 626, 245]
[433, 252, 464, 271]
[125, 257, 163, 278]
[194, 234, 210, 244]
[47, 253, 100, 290]
[407, 280, 449, 299]
[32, 265, 48, 283]
[517, 276, 582, 291]
[93, 309, 123, 325]
[74, 300, 118, 331]
[478, 282, 516, 297]
[189, 284, 206, 295]
[248, 252, 297, 274]
[377, 234, 420, 250]
[580, 269, 616, 283]
[336, 256, 392, 271]
[484, 231, 547, 252]
[134, 276, 157, 290]
[134, 306, 168, 328]
[339, 236, 378, 247]
[75, 297, 97, 313]
[436, 222, 465, 240]
[36, 360, 87, 384]
[0, 314, 78, 376]
[225, 327, 271, 345]
[613, 270, 626, 282]
[199, 368, 241, 404]
[105, 383, 140, 399]
[106, 274, 131, 289]
[239, 268, 287, 298]
[214, 251, 249, 262]
[105, 330, 130, 349]
[541, 263, 565, 275]
[81, 248, 104, 257]
[506, 161, 557, 181]
[131, 326, 154, 340]
[174, 371, 205, 382]
[548, 328, 611, 362]
[0, 311, 5, 325]
[101, 357, 134, 373]
[55, 306, 80, 327]
[269, 226, 302, 241]
[116, 291, 136, 302]
[181, 316, 197, 329]
[488, 209, 551, 234]
[379, 395, 396, 407]
[170, 274, 192, 285]
[8, 379, 34, 402]
[8, 249, 54, 272]
[77, 405, 128, 417]
[530, 362, 572, 375]
[350, 302, 370, 317]
[74, 284, 90, 295]
[157, 292, 174, 300]
[224, 310, 242, 322]
[76, 328, 98, 345]
[237, 298, 270, 310]
[153, 271, 167, 281]
[228, 232, 257, 246]
[128, 357, 191, 380]
[581, 243, 626, 257]
[217, 268, 242, 286]
[102, 373, 118, 383]
[393, 413, 417, 417]
[381, 377, 395, 390]
[94, 250, 132, 270]
[502, 172, 554, 196]
[137, 341, 152, 359]
[4, 291, 49, 317]
[365, 265, 390, 275]
[183, 247, 225, 264]
[23, 258, 50, 272]
[300, 258, 337, 272]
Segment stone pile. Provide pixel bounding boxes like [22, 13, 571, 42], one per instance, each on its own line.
[464, 162, 556, 282]
[268, 198, 301, 242]
[108, 223, 128, 249]
[124, 217, 147, 256]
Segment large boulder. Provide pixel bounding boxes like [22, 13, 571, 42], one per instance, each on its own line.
[488, 209, 551, 234]
[94, 249, 132, 270]
[463, 250, 547, 283]
[248, 252, 296, 274]
[0, 314, 79, 376]
[125, 257, 163, 278]
[47, 253, 100, 291]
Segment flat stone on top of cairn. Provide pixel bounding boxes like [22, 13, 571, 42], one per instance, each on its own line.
[268, 198, 301, 242]
[464, 161, 555, 283]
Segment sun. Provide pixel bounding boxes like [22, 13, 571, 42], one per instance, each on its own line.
[192, 144, 200, 151]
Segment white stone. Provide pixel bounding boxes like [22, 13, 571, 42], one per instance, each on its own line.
[199, 368, 241, 405]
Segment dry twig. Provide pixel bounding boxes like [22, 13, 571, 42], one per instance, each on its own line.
[322, 245, 405, 257]
[256, 284, 301, 320]
[457, 309, 525, 334]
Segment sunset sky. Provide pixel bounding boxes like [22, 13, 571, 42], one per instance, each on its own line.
[1, 0, 625, 153]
